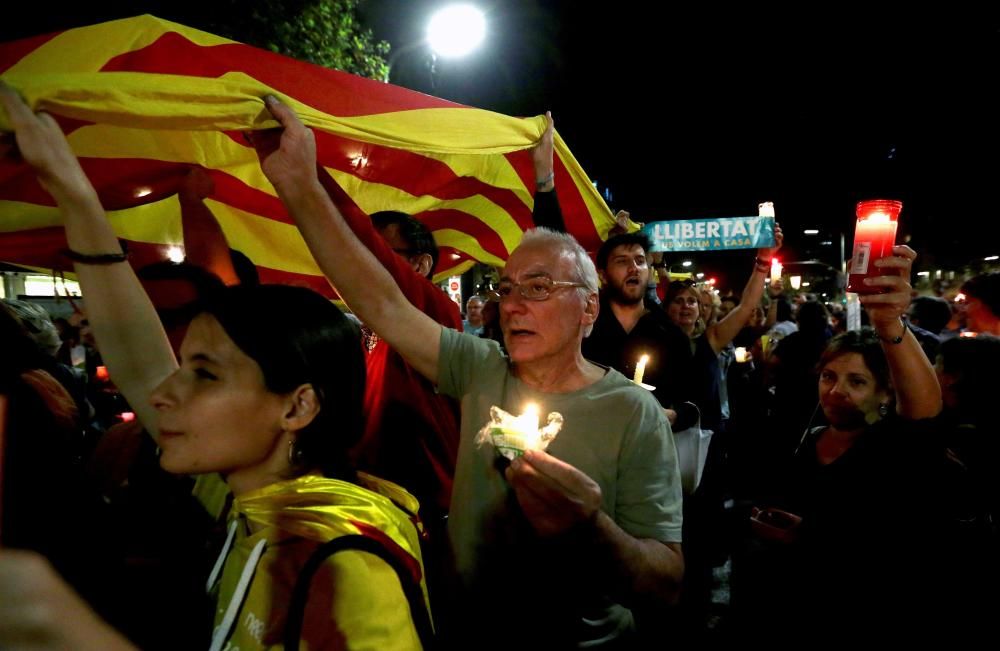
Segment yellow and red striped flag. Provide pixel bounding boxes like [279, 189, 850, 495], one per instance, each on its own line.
[0, 15, 619, 296]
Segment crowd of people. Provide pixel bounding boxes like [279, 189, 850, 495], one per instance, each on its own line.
[1, 82, 998, 649]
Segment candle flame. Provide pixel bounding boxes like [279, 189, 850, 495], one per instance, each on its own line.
[514, 403, 541, 448]
[865, 212, 891, 223]
[634, 354, 650, 385]
[480, 405, 564, 458]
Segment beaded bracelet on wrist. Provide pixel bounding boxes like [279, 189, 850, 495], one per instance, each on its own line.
[61, 248, 129, 265]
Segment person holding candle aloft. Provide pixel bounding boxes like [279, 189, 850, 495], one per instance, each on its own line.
[733, 244, 977, 639]
[247, 95, 684, 650]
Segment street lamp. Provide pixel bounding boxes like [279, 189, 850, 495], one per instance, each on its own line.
[386, 4, 487, 89]
[427, 4, 486, 58]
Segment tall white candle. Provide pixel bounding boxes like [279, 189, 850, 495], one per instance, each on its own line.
[633, 354, 649, 385]
[770, 257, 783, 283]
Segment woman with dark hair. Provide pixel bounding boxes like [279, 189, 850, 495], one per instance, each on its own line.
[662, 226, 782, 435]
[734, 245, 961, 638]
[0, 84, 428, 650]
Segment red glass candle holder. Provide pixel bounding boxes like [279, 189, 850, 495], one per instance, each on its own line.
[846, 199, 902, 294]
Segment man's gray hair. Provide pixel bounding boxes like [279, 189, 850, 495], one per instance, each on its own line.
[2, 298, 61, 357]
[517, 228, 599, 295]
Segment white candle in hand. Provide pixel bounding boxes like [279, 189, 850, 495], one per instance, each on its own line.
[479, 404, 564, 459]
[633, 354, 649, 385]
[770, 258, 783, 283]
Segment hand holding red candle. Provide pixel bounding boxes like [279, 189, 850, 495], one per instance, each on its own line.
[858, 245, 917, 337]
[847, 199, 903, 294]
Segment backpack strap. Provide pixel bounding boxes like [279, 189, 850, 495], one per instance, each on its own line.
[283, 534, 435, 651]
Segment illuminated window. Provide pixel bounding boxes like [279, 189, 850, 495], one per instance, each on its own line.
[23, 274, 81, 297]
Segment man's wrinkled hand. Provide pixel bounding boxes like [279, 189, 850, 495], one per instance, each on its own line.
[505, 449, 602, 537]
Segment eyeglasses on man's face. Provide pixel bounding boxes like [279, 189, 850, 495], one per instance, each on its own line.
[486, 274, 587, 302]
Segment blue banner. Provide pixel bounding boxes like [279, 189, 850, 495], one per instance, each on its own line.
[643, 216, 776, 252]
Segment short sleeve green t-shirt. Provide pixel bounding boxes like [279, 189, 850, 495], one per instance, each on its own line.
[437, 326, 683, 645]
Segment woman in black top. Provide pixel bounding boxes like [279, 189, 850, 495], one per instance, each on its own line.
[734, 245, 959, 639]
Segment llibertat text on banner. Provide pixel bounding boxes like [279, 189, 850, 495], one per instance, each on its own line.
[643, 216, 776, 252]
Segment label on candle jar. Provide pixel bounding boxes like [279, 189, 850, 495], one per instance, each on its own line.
[851, 242, 872, 274]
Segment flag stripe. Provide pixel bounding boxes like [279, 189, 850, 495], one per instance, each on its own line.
[102, 30, 463, 117]
[0, 31, 60, 75]
[0, 15, 616, 292]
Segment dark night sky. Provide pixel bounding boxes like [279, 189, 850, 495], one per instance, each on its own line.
[364, 1, 1000, 285]
[6, 1, 999, 287]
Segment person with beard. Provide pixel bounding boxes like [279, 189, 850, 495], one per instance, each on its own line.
[734, 245, 956, 640]
[583, 232, 696, 426]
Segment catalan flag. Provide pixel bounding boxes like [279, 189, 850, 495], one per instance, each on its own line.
[0, 15, 619, 296]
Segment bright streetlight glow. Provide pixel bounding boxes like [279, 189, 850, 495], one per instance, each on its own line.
[789, 275, 802, 289]
[427, 4, 486, 58]
[917, 271, 930, 276]
[985, 255, 999, 261]
[803, 229, 820, 235]
[681, 260, 693, 267]
[696, 272, 704, 279]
